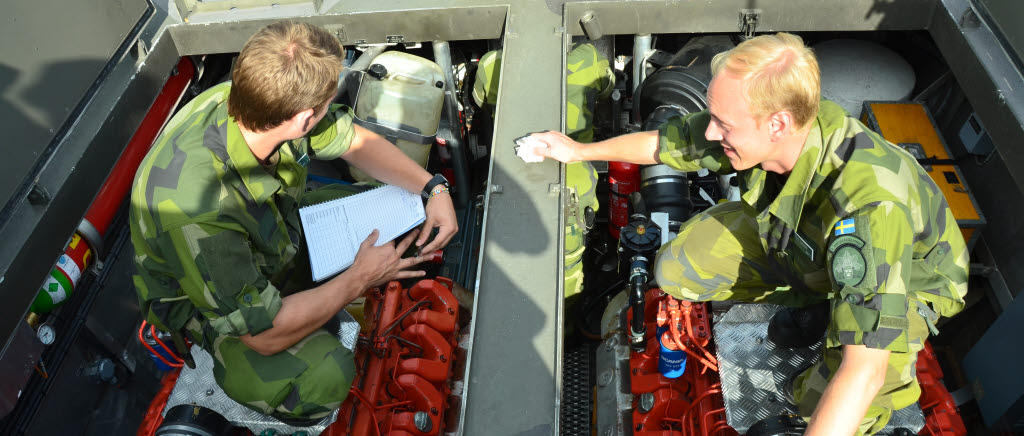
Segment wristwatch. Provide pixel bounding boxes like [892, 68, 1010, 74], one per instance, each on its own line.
[421, 173, 450, 201]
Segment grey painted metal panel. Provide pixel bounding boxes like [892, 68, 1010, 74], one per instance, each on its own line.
[0, 0, 149, 224]
[977, 0, 1024, 65]
[564, 0, 937, 36]
[930, 0, 1024, 193]
[168, 6, 507, 55]
[963, 286, 1024, 429]
[0, 320, 44, 418]
[461, 2, 566, 434]
[0, 31, 180, 358]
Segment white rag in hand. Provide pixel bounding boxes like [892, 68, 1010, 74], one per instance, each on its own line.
[513, 135, 547, 163]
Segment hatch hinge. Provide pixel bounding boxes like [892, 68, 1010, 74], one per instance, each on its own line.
[739, 9, 761, 40]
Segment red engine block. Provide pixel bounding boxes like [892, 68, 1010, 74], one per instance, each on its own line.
[628, 289, 737, 436]
[917, 342, 968, 436]
[625, 288, 968, 436]
[326, 278, 460, 436]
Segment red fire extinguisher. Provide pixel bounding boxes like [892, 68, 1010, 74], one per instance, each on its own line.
[608, 161, 640, 239]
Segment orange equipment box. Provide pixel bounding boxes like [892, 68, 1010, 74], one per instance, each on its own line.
[861, 101, 985, 250]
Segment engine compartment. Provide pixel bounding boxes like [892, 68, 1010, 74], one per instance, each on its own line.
[1, 2, 1018, 434]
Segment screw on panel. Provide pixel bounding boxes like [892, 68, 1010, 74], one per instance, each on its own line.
[414, 411, 433, 432]
[206, 388, 214, 396]
[27, 184, 51, 205]
[960, 7, 981, 29]
[638, 392, 655, 414]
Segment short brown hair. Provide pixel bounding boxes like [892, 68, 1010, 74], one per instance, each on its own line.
[711, 32, 820, 129]
[229, 21, 345, 131]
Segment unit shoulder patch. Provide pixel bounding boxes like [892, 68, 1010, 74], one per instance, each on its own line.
[832, 243, 866, 287]
[828, 227, 871, 289]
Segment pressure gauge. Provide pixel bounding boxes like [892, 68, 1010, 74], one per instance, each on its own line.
[37, 323, 56, 346]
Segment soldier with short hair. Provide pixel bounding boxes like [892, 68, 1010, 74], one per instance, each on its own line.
[130, 21, 457, 422]
[528, 32, 967, 436]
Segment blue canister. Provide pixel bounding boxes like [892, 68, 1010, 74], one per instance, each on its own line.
[658, 331, 687, 378]
[143, 328, 181, 371]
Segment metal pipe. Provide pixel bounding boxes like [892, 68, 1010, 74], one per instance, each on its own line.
[349, 45, 387, 72]
[633, 34, 653, 99]
[580, 11, 603, 40]
[610, 89, 622, 136]
[431, 41, 470, 208]
[83, 57, 196, 247]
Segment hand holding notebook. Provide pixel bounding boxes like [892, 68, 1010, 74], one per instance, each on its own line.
[299, 184, 425, 281]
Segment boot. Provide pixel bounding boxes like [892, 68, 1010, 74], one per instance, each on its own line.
[767, 301, 829, 349]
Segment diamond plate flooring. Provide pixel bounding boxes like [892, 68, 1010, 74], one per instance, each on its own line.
[163, 310, 361, 434]
[712, 303, 925, 435]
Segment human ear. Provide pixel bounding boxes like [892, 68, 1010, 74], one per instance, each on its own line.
[294, 108, 316, 132]
[769, 111, 792, 140]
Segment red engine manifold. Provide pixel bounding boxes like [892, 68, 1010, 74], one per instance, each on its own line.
[326, 278, 460, 436]
[628, 289, 737, 436]
[916, 342, 968, 436]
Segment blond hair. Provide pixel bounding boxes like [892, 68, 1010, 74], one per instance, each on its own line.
[229, 21, 345, 131]
[710, 32, 820, 128]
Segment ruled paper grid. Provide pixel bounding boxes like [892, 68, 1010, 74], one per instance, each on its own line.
[300, 185, 425, 281]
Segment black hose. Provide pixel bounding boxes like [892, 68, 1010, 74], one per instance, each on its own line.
[628, 258, 649, 352]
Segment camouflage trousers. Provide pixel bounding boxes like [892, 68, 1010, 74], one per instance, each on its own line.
[655, 201, 929, 435]
[202, 184, 364, 421]
[210, 330, 356, 421]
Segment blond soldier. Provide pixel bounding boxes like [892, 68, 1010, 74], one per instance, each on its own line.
[528, 33, 967, 435]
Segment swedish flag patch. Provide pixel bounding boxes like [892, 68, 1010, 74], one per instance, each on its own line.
[834, 218, 856, 236]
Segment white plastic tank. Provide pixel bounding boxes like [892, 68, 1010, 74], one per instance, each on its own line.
[816, 39, 916, 118]
[351, 51, 445, 182]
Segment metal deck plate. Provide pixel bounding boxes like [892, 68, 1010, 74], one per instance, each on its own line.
[163, 310, 360, 434]
[713, 304, 925, 434]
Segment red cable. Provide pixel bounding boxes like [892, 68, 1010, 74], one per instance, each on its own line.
[702, 407, 726, 436]
[681, 388, 722, 434]
[347, 387, 384, 436]
[137, 322, 183, 368]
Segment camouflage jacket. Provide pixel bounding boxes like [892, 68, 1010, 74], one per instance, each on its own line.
[473, 43, 614, 142]
[130, 82, 356, 343]
[474, 43, 613, 229]
[657, 100, 969, 353]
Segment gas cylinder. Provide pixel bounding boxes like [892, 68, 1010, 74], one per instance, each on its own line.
[30, 232, 93, 314]
[608, 161, 640, 238]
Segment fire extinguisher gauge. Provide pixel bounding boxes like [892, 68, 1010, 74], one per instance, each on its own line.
[37, 323, 56, 346]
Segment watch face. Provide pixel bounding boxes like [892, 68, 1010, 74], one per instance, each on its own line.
[37, 324, 55, 345]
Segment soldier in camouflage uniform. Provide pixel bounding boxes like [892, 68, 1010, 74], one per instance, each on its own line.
[130, 21, 457, 422]
[474, 43, 615, 300]
[528, 33, 967, 435]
